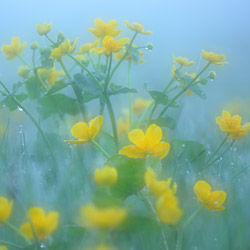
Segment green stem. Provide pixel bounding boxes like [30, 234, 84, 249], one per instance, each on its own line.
[175, 228, 183, 250]
[128, 61, 133, 125]
[126, 192, 151, 209]
[2, 221, 31, 244]
[17, 54, 31, 68]
[0, 239, 23, 249]
[45, 34, 56, 46]
[90, 139, 110, 159]
[58, 58, 72, 80]
[147, 102, 157, 125]
[157, 62, 211, 120]
[104, 52, 113, 92]
[104, 55, 109, 73]
[88, 52, 97, 71]
[97, 37, 104, 71]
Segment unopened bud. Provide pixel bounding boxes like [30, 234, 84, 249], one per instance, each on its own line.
[30, 42, 39, 50]
[208, 71, 216, 80]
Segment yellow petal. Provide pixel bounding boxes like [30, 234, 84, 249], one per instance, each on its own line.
[149, 142, 170, 159]
[128, 129, 145, 149]
[145, 124, 162, 150]
[71, 122, 89, 141]
[206, 191, 227, 211]
[28, 207, 45, 221]
[46, 211, 59, 233]
[193, 180, 211, 203]
[20, 222, 34, 239]
[119, 145, 146, 158]
[88, 115, 103, 139]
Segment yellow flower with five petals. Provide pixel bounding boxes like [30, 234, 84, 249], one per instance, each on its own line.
[124, 20, 152, 35]
[36, 23, 52, 36]
[173, 55, 194, 66]
[201, 50, 228, 65]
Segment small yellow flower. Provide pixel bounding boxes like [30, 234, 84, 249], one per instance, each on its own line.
[30, 42, 39, 50]
[119, 124, 170, 159]
[36, 23, 52, 36]
[171, 64, 176, 78]
[124, 20, 152, 35]
[18, 65, 30, 78]
[0, 246, 7, 250]
[118, 117, 130, 139]
[194, 180, 226, 211]
[84, 245, 114, 250]
[1, 37, 27, 60]
[75, 55, 87, 62]
[201, 50, 228, 65]
[77, 40, 99, 54]
[89, 18, 122, 38]
[144, 168, 177, 197]
[20, 207, 59, 240]
[91, 36, 129, 55]
[37, 65, 64, 86]
[173, 55, 194, 67]
[156, 194, 182, 225]
[65, 116, 103, 145]
[81, 204, 126, 228]
[94, 166, 118, 185]
[0, 197, 13, 223]
[132, 98, 152, 115]
[50, 38, 79, 59]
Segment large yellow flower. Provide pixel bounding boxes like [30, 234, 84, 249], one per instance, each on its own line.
[37, 65, 64, 85]
[94, 166, 118, 185]
[118, 117, 130, 139]
[124, 20, 152, 35]
[77, 40, 99, 54]
[89, 18, 122, 38]
[194, 180, 226, 211]
[0, 197, 13, 223]
[228, 123, 250, 139]
[81, 204, 126, 228]
[20, 207, 59, 240]
[119, 124, 170, 159]
[65, 116, 103, 144]
[36, 23, 52, 36]
[132, 98, 152, 115]
[1, 37, 27, 60]
[173, 55, 194, 66]
[216, 110, 242, 132]
[201, 50, 228, 65]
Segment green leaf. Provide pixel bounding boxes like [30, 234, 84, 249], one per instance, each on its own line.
[148, 90, 170, 105]
[189, 85, 206, 99]
[109, 84, 137, 96]
[155, 115, 176, 129]
[24, 76, 43, 99]
[39, 47, 54, 69]
[1, 92, 28, 111]
[197, 77, 208, 85]
[45, 80, 69, 95]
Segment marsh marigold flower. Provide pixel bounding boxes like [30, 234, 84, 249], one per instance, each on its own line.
[89, 18, 122, 38]
[124, 20, 152, 35]
[36, 23, 52, 36]
[77, 40, 99, 54]
[37, 65, 64, 86]
[194, 180, 226, 211]
[20, 207, 59, 240]
[118, 117, 130, 139]
[201, 50, 228, 65]
[0, 246, 7, 250]
[18, 66, 30, 78]
[132, 98, 152, 115]
[81, 204, 126, 228]
[1, 37, 27, 60]
[94, 166, 118, 185]
[173, 55, 194, 67]
[75, 55, 87, 62]
[84, 245, 114, 250]
[65, 116, 103, 144]
[144, 168, 177, 197]
[0, 197, 13, 223]
[119, 124, 170, 159]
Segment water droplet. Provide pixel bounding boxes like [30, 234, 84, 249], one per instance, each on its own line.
[214, 201, 219, 205]
[18, 106, 23, 111]
[207, 151, 211, 155]
[40, 243, 45, 248]
[210, 79, 214, 82]
[214, 237, 217, 241]
[230, 162, 234, 166]
[186, 170, 190, 174]
[182, 144, 185, 147]
[219, 157, 223, 161]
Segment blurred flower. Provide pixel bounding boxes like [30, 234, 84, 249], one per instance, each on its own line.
[89, 18, 122, 38]
[94, 166, 118, 185]
[18, 65, 30, 78]
[194, 180, 226, 211]
[156, 194, 182, 225]
[84, 245, 114, 250]
[208, 71, 216, 80]
[201, 50, 228, 65]
[118, 117, 130, 139]
[30, 42, 39, 50]
[0, 197, 13, 223]
[173, 55, 194, 66]
[50, 38, 79, 59]
[171, 64, 176, 78]
[36, 23, 52, 36]
[91, 36, 129, 55]
[119, 124, 170, 159]
[0, 246, 7, 250]
[144, 168, 177, 197]
[124, 20, 152, 35]
[132, 98, 152, 115]
[1, 37, 27, 60]
[77, 40, 99, 54]
[81, 204, 126, 228]
[37, 65, 64, 85]
[65, 116, 103, 144]
[75, 55, 87, 62]
[20, 207, 59, 240]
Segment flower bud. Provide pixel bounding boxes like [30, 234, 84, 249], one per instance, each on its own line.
[30, 42, 39, 50]
[208, 71, 216, 80]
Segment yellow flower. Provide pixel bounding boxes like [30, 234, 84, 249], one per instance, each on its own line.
[84, 245, 114, 250]
[194, 180, 226, 211]
[81, 204, 126, 228]
[75, 55, 87, 62]
[173, 55, 194, 66]
[144, 168, 177, 197]
[1, 37, 27, 60]
[156, 194, 182, 225]
[228, 123, 250, 139]
[65, 116, 103, 144]
[91, 36, 129, 55]
[124, 20, 152, 35]
[94, 166, 118, 185]
[132, 98, 152, 115]
[0, 246, 7, 250]
[20, 207, 59, 240]
[36, 23, 52, 36]
[171, 64, 176, 78]
[185, 89, 193, 96]
[50, 38, 79, 59]
[37, 65, 64, 86]
[118, 117, 130, 139]
[201, 50, 228, 65]
[0, 197, 13, 223]
[89, 18, 122, 38]
[18, 65, 30, 78]
[77, 40, 99, 54]
[119, 124, 170, 159]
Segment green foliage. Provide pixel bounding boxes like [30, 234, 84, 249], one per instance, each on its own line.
[1, 92, 28, 111]
[39, 47, 54, 69]
[154, 115, 177, 129]
[109, 83, 137, 96]
[45, 80, 69, 95]
[24, 76, 43, 99]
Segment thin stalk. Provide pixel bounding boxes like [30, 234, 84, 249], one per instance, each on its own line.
[158, 62, 211, 120]
[104, 52, 113, 92]
[128, 61, 133, 125]
[97, 37, 104, 71]
[175, 228, 183, 250]
[147, 102, 157, 125]
[0, 239, 23, 249]
[90, 139, 111, 159]
[45, 34, 56, 46]
[88, 52, 97, 71]
[182, 204, 204, 229]
[17, 54, 31, 68]
[104, 55, 109, 73]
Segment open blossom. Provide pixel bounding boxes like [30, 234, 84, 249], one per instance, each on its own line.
[132, 98, 151, 115]
[119, 124, 170, 159]
[37, 65, 64, 85]
[94, 166, 118, 185]
[77, 40, 99, 54]
[201, 50, 228, 65]
[173, 55, 194, 66]
[1, 37, 27, 60]
[20, 207, 59, 240]
[124, 20, 152, 35]
[194, 180, 226, 211]
[89, 18, 122, 38]
[0, 197, 13, 223]
[18, 65, 30, 78]
[36, 23, 52, 36]
[65, 116, 103, 144]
